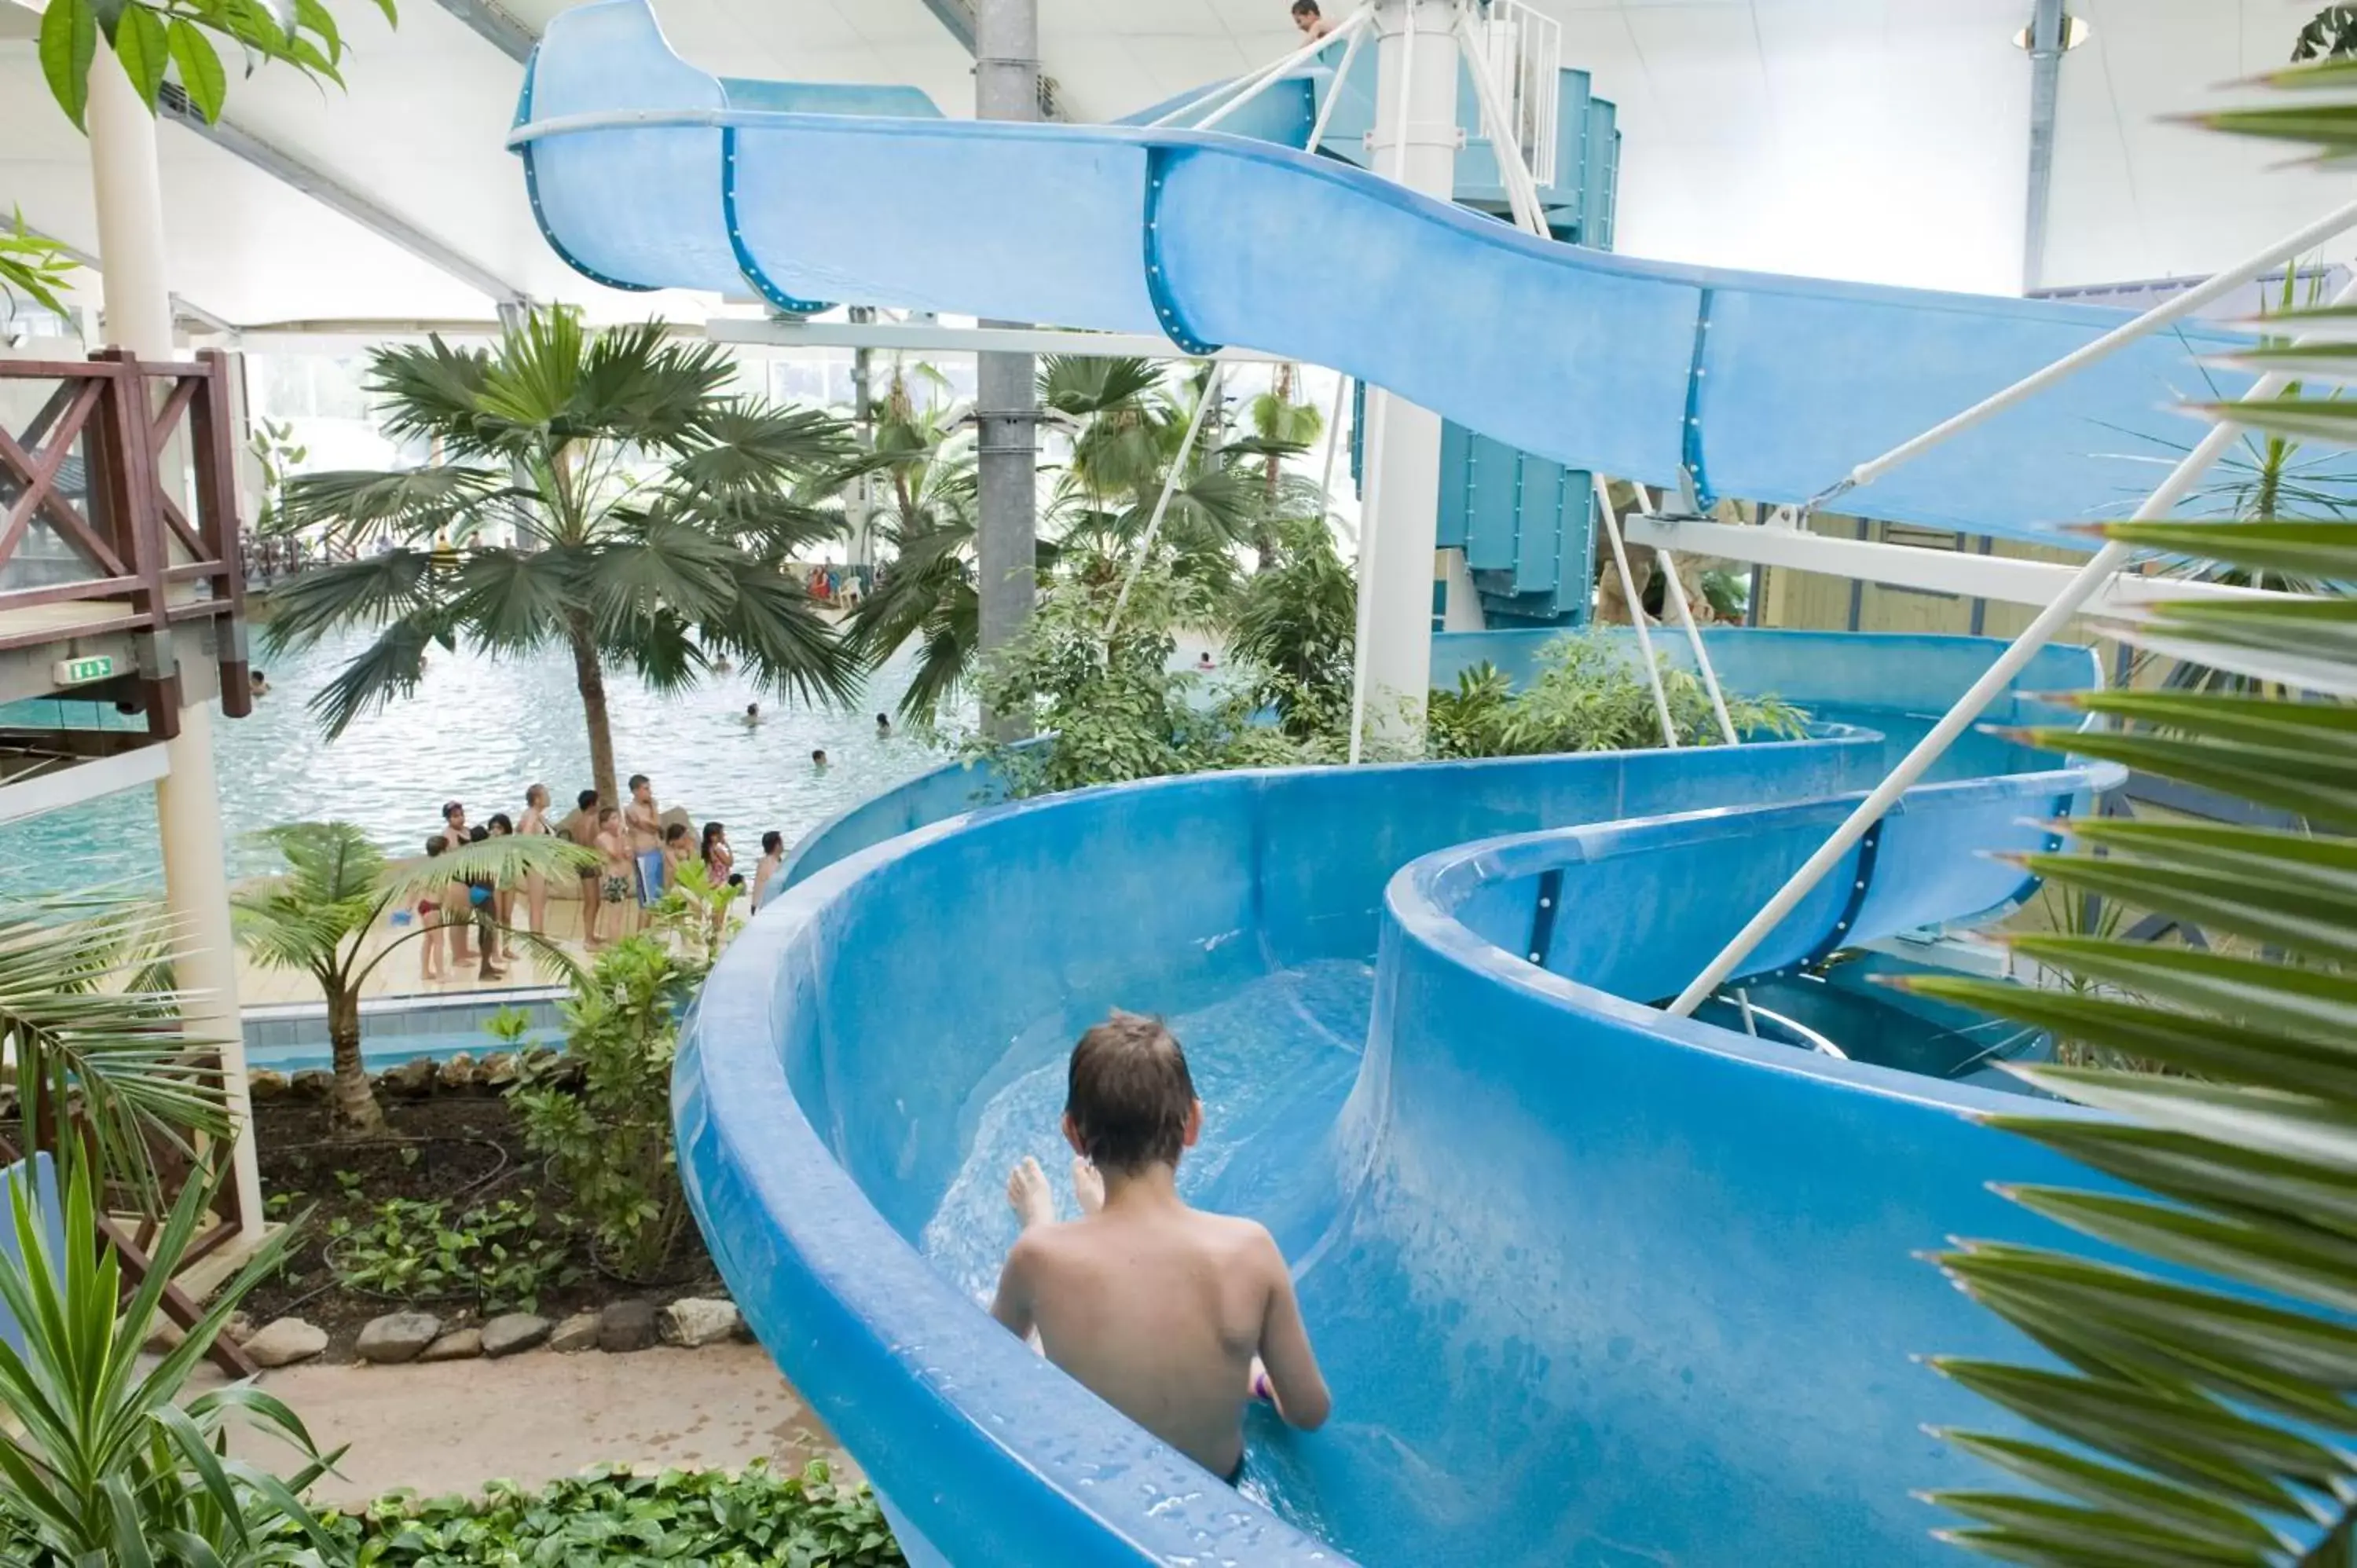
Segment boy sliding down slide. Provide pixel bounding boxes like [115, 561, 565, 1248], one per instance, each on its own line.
[992, 1012, 1331, 1485]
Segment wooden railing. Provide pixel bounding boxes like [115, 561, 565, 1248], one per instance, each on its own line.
[0, 350, 253, 730]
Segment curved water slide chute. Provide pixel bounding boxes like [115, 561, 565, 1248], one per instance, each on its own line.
[512, 0, 2249, 544]
[680, 713, 2117, 1567]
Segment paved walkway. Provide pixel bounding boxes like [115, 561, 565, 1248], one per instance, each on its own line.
[227, 1346, 853, 1505]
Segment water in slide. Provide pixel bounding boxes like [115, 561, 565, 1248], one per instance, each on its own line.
[511, 9, 2153, 1561]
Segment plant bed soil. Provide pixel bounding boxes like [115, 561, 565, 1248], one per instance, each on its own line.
[245, 1093, 723, 1361]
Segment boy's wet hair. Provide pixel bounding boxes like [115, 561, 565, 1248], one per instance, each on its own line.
[425, 835, 449, 855]
[577, 789, 598, 811]
[1065, 1011, 1196, 1173]
[1292, 0, 1320, 15]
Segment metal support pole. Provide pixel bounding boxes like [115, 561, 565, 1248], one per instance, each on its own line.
[1592, 478, 1678, 750]
[1346, 0, 1458, 757]
[849, 305, 875, 572]
[1813, 191, 2357, 511]
[1105, 369, 1215, 643]
[1306, 19, 1369, 153]
[1318, 372, 1353, 542]
[2022, 0, 2066, 294]
[975, 0, 1040, 740]
[1632, 484, 1736, 746]
[1667, 269, 2357, 1017]
[88, 42, 264, 1239]
[1153, 7, 1370, 130]
[1455, 9, 1548, 238]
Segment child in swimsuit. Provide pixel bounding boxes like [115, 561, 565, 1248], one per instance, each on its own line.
[417, 835, 450, 984]
[992, 1012, 1330, 1487]
[594, 807, 636, 936]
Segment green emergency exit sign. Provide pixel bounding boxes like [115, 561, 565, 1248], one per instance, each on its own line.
[51, 654, 115, 686]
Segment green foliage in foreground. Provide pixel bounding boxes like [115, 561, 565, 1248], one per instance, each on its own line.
[328, 1461, 902, 1567]
[1887, 57, 2357, 1568]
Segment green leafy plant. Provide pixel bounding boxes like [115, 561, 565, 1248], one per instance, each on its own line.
[267, 307, 857, 808]
[325, 1193, 577, 1314]
[0, 1159, 347, 1566]
[1886, 60, 2357, 1566]
[0, 211, 76, 321]
[511, 937, 698, 1283]
[644, 856, 746, 970]
[1230, 514, 1354, 737]
[2295, 5, 2357, 60]
[327, 1460, 901, 1566]
[248, 416, 310, 538]
[0, 892, 232, 1207]
[36, 0, 394, 131]
[1426, 634, 1809, 760]
[232, 822, 588, 1136]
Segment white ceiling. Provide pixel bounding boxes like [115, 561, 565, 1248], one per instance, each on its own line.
[0, 0, 2351, 328]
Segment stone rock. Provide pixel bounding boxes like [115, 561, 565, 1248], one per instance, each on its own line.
[597, 1298, 657, 1354]
[658, 1297, 741, 1349]
[243, 1317, 328, 1369]
[355, 1310, 442, 1365]
[418, 1328, 482, 1362]
[379, 1057, 437, 1099]
[481, 1313, 552, 1358]
[480, 1050, 521, 1089]
[143, 1317, 184, 1353]
[225, 1310, 256, 1346]
[548, 1311, 602, 1354]
[290, 1069, 333, 1101]
[247, 1068, 289, 1102]
[437, 1052, 480, 1090]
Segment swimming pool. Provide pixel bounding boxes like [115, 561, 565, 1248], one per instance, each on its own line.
[0, 628, 958, 898]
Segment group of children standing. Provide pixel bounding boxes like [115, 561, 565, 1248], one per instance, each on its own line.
[413, 778, 788, 984]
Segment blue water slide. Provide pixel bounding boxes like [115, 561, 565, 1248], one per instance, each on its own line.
[655, 628, 2113, 1566]
[511, 0, 2246, 544]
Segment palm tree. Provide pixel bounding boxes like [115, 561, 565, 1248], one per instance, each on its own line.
[1247, 365, 1328, 570]
[1893, 60, 2357, 1565]
[266, 307, 858, 808]
[844, 378, 988, 724]
[0, 893, 233, 1207]
[231, 822, 587, 1136]
[1042, 356, 1269, 594]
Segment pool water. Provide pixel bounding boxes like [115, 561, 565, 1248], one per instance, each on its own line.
[0, 629, 960, 898]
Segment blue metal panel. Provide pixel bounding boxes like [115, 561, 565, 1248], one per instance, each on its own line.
[1435, 420, 1472, 551]
[1461, 427, 1519, 571]
[1582, 99, 1619, 247]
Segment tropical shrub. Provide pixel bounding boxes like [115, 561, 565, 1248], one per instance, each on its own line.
[511, 937, 699, 1282]
[0, 1161, 346, 1566]
[1230, 514, 1354, 737]
[1427, 634, 1809, 760]
[327, 1460, 901, 1566]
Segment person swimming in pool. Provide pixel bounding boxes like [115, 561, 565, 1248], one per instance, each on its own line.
[992, 1011, 1330, 1486]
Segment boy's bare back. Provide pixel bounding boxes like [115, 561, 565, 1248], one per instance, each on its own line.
[988, 1014, 1329, 1482]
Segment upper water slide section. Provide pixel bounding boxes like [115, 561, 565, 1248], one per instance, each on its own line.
[510, 0, 2251, 544]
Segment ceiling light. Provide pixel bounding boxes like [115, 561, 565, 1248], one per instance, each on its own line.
[2013, 14, 2093, 51]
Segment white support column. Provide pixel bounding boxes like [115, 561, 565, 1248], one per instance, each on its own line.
[1351, 0, 1460, 749]
[89, 47, 265, 1239]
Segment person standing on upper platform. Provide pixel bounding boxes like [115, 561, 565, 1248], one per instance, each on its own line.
[1291, 0, 1336, 40]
